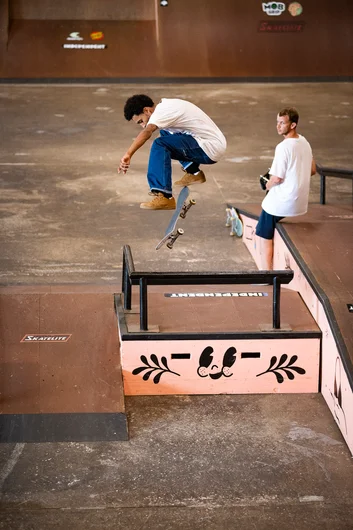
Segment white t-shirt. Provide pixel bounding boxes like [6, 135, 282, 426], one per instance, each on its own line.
[262, 134, 313, 217]
[148, 98, 227, 162]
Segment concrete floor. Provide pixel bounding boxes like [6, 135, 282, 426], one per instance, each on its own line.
[1, 395, 353, 530]
[0, 82, 352, 282]
[0, 83, 353, 529]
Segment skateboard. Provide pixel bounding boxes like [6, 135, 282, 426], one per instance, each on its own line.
[155, 186, 196, 250]
[225, 205, 243, 237]
[260, 168, 270, 190]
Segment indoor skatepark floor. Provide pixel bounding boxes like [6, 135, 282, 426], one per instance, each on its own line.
[0, 83, 353, 529]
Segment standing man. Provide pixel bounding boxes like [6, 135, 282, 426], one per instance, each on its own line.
[118, 95, 227, 209]
[255, 107, 316, 269]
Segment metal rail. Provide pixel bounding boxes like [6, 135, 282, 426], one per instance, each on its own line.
[122, 245, 293, 332]
[316, 163, 353, 205]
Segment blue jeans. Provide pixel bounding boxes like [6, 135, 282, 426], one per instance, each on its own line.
[147, 130, 216, 194]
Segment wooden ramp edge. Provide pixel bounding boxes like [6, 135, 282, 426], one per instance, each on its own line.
[237, 204, 353, 455]
[0, 289, 128, 442]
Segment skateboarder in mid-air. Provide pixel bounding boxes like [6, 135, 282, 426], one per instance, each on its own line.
[118, 95, 227, 210]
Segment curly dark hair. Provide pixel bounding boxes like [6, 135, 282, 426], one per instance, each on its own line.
[124, 94, 154, 121]
[278, 107, 299, 125]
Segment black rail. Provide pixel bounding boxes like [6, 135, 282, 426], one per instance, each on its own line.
[316, 163, 353, 205]
[122, 245, 293, 332]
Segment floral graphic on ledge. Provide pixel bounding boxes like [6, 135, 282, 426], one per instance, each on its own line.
[132, 354, 180, 384]
[256, 354, 306, 383]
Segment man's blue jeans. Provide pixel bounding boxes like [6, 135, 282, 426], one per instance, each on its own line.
[147, 130, 216, 194]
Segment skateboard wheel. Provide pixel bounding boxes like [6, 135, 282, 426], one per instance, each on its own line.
[190, 199, 196, 205]
[177, 228, 184, 235]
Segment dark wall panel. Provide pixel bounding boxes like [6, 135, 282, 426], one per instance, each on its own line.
[0, 20, 158, 78]
[156, 0, 353, 78]
[0, 0, 9, 46]
[9, 0, 155, 21]
[1, 0, 352, 79]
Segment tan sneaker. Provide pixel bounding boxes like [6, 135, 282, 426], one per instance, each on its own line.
[174, 170, 206, 186]
[140, 193, 176, 210]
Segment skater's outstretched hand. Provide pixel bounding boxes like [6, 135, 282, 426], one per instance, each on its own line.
[118, 153, 131, 174]
[118, 125, 157, 175]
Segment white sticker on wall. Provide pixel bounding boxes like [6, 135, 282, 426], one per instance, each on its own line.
[262, 2, 285, 16]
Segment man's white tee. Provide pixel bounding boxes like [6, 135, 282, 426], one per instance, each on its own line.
[262, 134, 313, 217]
[148, 98, 227, 162]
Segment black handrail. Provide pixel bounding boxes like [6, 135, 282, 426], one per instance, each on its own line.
[122, 245, 293, 332]
[316, 163, 353, 205]
[122, 245, 135, 311]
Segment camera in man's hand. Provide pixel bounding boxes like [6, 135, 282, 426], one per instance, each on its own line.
[259, 169, 270, 191]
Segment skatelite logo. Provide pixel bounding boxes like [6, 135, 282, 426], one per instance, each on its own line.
[21, 334, 71, 342]
[262, 2, 285, 16]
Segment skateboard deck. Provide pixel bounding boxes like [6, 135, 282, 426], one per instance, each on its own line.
[156, 186, 196, 250]
[225, 205, 243, 237]
[260, 168, 270, 191]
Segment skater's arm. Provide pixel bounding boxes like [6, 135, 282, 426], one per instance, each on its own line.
[266, 175, 282, 190]
[126, 124, 158, 157]
[311, 158, 316, 176]
[118, 124, 158, 174]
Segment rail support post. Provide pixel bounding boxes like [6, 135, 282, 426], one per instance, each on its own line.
[273, 276, 281, 329]
[139, 277, 148, 331]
